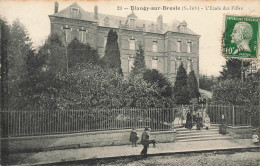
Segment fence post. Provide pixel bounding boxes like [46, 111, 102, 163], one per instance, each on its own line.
[232, 105, 235, 126]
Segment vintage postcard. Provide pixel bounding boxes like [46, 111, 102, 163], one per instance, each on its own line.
[0, 0, 259, 165]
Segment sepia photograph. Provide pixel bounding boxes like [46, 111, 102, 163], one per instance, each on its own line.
[0, 0, 259, 165]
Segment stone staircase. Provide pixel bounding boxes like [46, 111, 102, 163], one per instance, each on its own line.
[176, 124, 232, 142]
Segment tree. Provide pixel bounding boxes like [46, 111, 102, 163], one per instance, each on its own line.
[212, 77, 259, 106]
[101, 29, 122, 74]
[0, 17, 10, 110]
[41, 33, 67, 73]
[68, 38, 99, 67]
[14, 33, 66, 110]
[126, 73, 174, 108]
[173, 63, 190, 104]
[55, 64, 127, 109]
[219, 58, 250, 80]
[143, 69, 172, 97]
[131, 43, 145, 76]
[199, 75, 217, 91]
[7, 19, 33, 109]
[187, 70, 200, 99]
[0, 16, 10, 165]
[8, 19, 32, 81]
[17, 48, 59, 110]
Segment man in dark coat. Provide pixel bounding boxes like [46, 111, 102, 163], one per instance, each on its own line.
[140, 127, 149, 157]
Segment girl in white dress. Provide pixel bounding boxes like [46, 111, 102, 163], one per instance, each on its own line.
[204, 115, 210, 130]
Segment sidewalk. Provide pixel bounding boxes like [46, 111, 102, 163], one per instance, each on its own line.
[10, 139, 259, 166]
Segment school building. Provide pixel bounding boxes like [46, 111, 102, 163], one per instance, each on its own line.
[49, 2, 200, 83]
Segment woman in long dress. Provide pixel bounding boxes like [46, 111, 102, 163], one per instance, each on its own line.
[185, 110, 192, 129]
[196, 113, 202, 130]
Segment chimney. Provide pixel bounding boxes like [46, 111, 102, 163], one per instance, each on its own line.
[94, 6, 98, 20]
[54, 1, 59, 13]
[157, 15, 163, 30]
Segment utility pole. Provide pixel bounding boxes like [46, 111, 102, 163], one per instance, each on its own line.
[1, 20, 9, 165]
[61, 26, 71, 72]
[241, 59, 244, 86]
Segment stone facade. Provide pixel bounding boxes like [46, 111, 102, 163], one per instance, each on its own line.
[49, 2, 200, 83]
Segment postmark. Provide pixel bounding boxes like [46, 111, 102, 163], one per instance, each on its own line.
[222, 15, 260, 59]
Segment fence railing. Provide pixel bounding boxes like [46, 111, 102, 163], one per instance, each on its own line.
[1, 108, 175, 137]
[207, 105, 259, 127]
[2, 105, 258, 137]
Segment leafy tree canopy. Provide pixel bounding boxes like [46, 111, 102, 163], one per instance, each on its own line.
[212, 76, 259, 106]
[68, 38, 99, 67]
[143, 69, 172, 97]
[219, 58, 250, 80]
[39, 33, 67, 73]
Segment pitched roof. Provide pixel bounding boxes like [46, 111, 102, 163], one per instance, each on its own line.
[127, 11, 138, 18]
[50, 2, 97, 22]
[49, 2, 198, 35]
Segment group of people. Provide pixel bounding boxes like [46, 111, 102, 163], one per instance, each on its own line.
[129, 127, 157, 157]
[129, 116, 259, 157]
[185, 110, 211, 130]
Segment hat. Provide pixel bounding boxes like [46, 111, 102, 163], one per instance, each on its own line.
[145, 127, 149, 131]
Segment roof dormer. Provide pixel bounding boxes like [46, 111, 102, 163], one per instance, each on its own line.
[178, 21, 187, 33]
[127, 10, 137, 29]
[70, 6, 80, 18]
[104, 17, 110, 26]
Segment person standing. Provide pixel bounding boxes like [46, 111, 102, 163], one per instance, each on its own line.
[204, 115, 211, 130]
[219, 115, 227, 135]
[252, 129, 259, 144]
[129, 128, 139, 147]
[185, 110, 192, 129]
[196, 113, 201, 130]
[140, 127, 149, 157]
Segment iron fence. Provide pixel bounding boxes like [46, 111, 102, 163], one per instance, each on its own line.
[1, 108, 175, 137]
[207, 105, 259, 126]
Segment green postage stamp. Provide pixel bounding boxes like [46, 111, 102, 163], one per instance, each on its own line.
[223, 15, 259, 59]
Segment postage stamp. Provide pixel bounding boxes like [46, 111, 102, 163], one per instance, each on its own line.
[222, 15, 260, 59]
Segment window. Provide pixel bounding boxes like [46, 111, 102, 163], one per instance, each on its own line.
[177, 40, 181, 52]
[129, 39, 135, 50]
[78, 28, 87, 43]
[151, 58, 158, 70]
[176, 58, 182, 71]
[62, 25, 71, 42]
[187, 60, 192, 73]
[187, 42, 192, 53]
[179, 25, 186, 33]
[104, 17, 110, 26]
[171, 60, 176, 74]
[130, 19, 135, 29]
[71, 8, 79, 18]
[152, 41, 158, 52]
[128, 56, 134, 72]
[104, 36, 107, 47]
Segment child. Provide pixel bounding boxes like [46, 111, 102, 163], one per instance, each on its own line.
[252, 129, 259, 144]
[129, 128, 139, 147]
[204, 115, 210, 130]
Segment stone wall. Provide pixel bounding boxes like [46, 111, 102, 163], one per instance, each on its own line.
[8, 129, 177, 153]
[226, 126, 253, 139]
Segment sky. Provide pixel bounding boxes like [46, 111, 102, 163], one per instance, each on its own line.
[0, 0, 259, 76]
